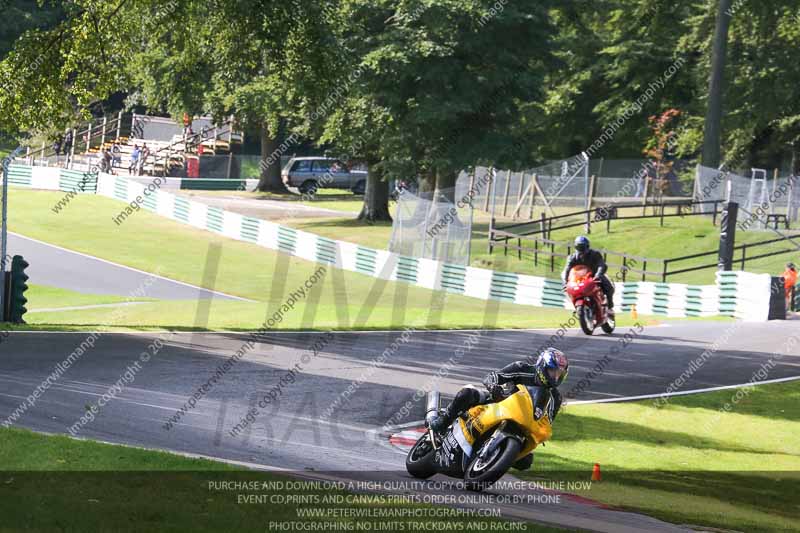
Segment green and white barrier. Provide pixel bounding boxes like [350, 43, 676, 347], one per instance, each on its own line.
[618, 281, 720, 318]
[9, 164, 776, 320]
[716, 271, 772, 321]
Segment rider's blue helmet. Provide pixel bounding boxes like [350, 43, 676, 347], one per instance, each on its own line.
[574, 236, 590, 253]
[535, 348, 569, 388]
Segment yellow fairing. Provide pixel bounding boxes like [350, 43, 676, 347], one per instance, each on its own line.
[458, 385, 552, 459]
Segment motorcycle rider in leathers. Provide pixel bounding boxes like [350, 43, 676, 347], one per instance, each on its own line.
[426, 348, 569, 470]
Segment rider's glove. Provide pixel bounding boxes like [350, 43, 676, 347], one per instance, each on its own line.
[483, 372, 504, 399]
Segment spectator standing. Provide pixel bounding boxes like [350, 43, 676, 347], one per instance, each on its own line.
[62, 130, 73, 156]
[53, 136, 62, 157]
[129, 144, 140, 175]
[111, 142, 122, 168]
[782, 262, 798, 312]
[139, 143, 150, 175]
[101, 148, 113, 174]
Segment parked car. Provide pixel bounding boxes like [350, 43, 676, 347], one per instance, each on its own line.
[281, 157, 367, 195]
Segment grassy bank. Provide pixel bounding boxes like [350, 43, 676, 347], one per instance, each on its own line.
[0, 427, 561, 532]
[523, 379, 800, 532]
[10, 188, 667, 331]
[211, 193, 796, 285]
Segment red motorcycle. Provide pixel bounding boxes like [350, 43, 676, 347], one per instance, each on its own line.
[565, 265, 615, 336]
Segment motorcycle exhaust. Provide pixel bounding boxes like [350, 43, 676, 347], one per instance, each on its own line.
[425, 391, 441, 449]
[425, 391, 441, 425]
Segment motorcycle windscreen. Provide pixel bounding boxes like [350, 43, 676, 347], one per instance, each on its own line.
[568, 265, 592, 283]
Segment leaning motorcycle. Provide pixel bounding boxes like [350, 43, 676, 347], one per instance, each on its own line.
[565, 265, 615, 335]
[405, 385, 554, 491]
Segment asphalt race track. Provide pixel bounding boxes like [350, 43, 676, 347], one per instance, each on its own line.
[2, 323, 798, 532]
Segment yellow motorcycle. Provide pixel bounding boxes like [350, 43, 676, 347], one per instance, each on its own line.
[405, 384, 554, 491]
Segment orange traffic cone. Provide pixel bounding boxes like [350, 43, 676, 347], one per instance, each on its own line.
[591, 463, 602, 482]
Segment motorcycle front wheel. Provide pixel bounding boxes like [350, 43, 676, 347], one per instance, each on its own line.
[576, 304, 594, 335]
[406, 432, 437, 479]
[464, 437, 522, 492]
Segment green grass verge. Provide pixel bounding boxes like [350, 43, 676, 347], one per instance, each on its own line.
[0, 427, 563, 533]
[522, 379, 800, 532]
[10, 188, 673, 331]
[26, 284, 154, 311]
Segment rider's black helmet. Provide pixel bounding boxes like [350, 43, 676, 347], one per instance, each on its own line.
[535, 348, 569, 388]
[574, 236, 590, 253]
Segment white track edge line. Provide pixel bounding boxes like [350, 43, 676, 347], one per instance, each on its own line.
[10, 231, 253, 302]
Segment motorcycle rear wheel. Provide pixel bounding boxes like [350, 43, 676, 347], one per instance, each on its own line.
[406, 432, 437, 479]
[464, 437, 522, 492]
[577, 305, 594, 335]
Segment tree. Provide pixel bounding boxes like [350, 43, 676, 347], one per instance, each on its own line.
[125, 1, 343, 192]
[701, 0, 732, 168]
[323, 0, 557, 221]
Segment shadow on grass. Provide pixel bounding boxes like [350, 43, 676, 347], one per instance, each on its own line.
[555, 412, 778, 456]
[525, 459, 799, 531]
[664, 380, 800, 424]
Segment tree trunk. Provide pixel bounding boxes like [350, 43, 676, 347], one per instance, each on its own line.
[701, 0, 732, 168]
[257, 124, 289, 193]
[357, 167, 392, 222]
[434, 168, 457, 203]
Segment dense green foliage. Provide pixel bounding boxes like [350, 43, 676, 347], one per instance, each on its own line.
[1, 1, 799, 179]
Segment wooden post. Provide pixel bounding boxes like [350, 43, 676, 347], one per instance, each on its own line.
[69, 128, 76, 169]
[116, 111, 122, 140]
[488, 216, 495, 254]
[771, 168, 779, 215]
[502, 170, 512, 217]
[483, 169, 493, 212]
[622, 256, 627, 282]
[587, 174, 596, 209]
[528, 174, 537, 219]
[514, 172, 525, 218]
[532, 175, 556, 217]
[641, 176, 650, 214]
[84, 123, 91, 153]
[100, 116, 107, 147]
[468, 168, 476, 198]
[540, 212, 547, 239]
[226, 151, 234, 179]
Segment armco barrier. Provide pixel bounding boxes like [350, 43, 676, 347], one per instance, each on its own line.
[8, 165, 775, 320]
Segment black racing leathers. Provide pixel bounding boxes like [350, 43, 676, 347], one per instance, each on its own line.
[439, 361, 563, 426]
[495, 361, 563, 418]
[561, 249, 607, 281]
[561, 249, 615, 309]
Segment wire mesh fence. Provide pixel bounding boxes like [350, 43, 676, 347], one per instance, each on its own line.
[389, 187, 474, 265]
[457, 156, 699, 222]
[694, 165, 800, 228]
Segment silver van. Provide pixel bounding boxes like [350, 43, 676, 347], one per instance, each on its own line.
[281, 157, 367, 195]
